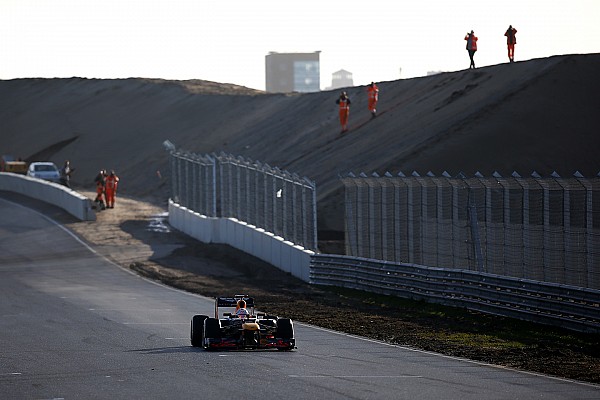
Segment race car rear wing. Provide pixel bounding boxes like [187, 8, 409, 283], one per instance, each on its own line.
[215, 295, 255, 318]
[216, 296, 255, 308]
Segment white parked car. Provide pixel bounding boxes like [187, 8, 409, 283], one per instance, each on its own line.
[27, 162, 61, 183]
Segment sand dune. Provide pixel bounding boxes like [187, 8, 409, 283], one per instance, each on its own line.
[1, 53, 599, 231]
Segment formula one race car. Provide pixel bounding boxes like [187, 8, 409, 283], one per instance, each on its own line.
[190, 295, 296, 351]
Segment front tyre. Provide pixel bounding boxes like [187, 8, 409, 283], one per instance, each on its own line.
[191, 315, 208, 347]
[204, 318, 221, 339]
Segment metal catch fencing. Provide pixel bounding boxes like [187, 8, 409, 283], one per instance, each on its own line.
[170, 151, 217, 216]
[169, 150, 317, 251]
[341, 171, 600, 290]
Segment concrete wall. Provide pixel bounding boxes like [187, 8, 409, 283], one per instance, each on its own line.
[0, 172, 95, 221]
[168, 200, 313, 282]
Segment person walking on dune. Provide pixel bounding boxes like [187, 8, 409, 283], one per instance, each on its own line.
[465, 30, 478, 69]
[336, 91, 351, 133]
[367, 82, 379, 119]
[505, 25, 517, 62]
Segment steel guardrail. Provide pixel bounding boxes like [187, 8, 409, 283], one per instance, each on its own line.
[310, 254, 600, 332]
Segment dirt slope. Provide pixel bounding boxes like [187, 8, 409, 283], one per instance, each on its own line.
[1, 54, 599, 232]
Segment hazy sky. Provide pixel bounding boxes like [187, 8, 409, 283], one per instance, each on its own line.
[1, 0, 599, 90]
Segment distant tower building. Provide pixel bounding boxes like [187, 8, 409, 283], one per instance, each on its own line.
[328, 69, 354, 90]
[265, 51, 321, 93]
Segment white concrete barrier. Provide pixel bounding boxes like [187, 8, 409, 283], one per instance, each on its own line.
[168, 200, 313, 282]
[0, 172, 95, 221]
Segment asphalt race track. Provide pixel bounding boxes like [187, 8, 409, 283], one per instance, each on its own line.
[1, 196, 599, 399]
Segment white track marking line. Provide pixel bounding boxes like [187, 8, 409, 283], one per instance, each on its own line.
[289, 375, 423, 379]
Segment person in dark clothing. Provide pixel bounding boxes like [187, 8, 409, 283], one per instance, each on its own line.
[465, 30, 478, 69]
[94, 169, 106, 210]
[505, 25, 517, 62]
[60, 160, 75, 187]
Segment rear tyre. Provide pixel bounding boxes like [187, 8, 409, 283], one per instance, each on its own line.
[276, 318, 294, 339]
[260, 319, 277, 328]
[191, 315, 208, 347]
[276, 318, 294, 351]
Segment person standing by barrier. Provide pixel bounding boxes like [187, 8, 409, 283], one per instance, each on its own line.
[367, 82, 379, 119]
[94, 169, 106, 210]
[60, 160, 75, 188]
[465, 30, 478, 69]
[105, 170, 119, 209]
[336, 91, 351, 133]
[505, 25, 517, 62]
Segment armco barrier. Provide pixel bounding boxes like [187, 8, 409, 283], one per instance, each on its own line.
[0, 172, 95, 221]
[168, 200, 313, 282]
[310, 254, 600, 332]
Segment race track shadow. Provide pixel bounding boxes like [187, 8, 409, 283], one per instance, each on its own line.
[127, 346, 197, 355]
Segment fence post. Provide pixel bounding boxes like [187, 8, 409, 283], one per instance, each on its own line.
[263, 163, 271, 233]
[210, 154, 217, 216]
[281, 171, 289, 240]
[557, 174, 588, 287]
[169, 152, 178, 204]
[272, 169, 279, 237]
[467, 174, 485, 272]
[576, 172, 599, 289]
[448, 173, 471, 269]
[432, 173, 453, 268]
[356, 173, 368, 258]
[499, 173, 525, 278]
[417, 172, 438, 267]
[192, 158, 199, 212]
[408, 172, 424, 264]
[367, 173, 381, 260]
[539, 172, 565, 284]
[290, 173, 298, 244]
[393, 173, 409, 263]
[382, 172, 395, 262]
[309, 177, 317, 251]
[183, 155, 190, 208]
